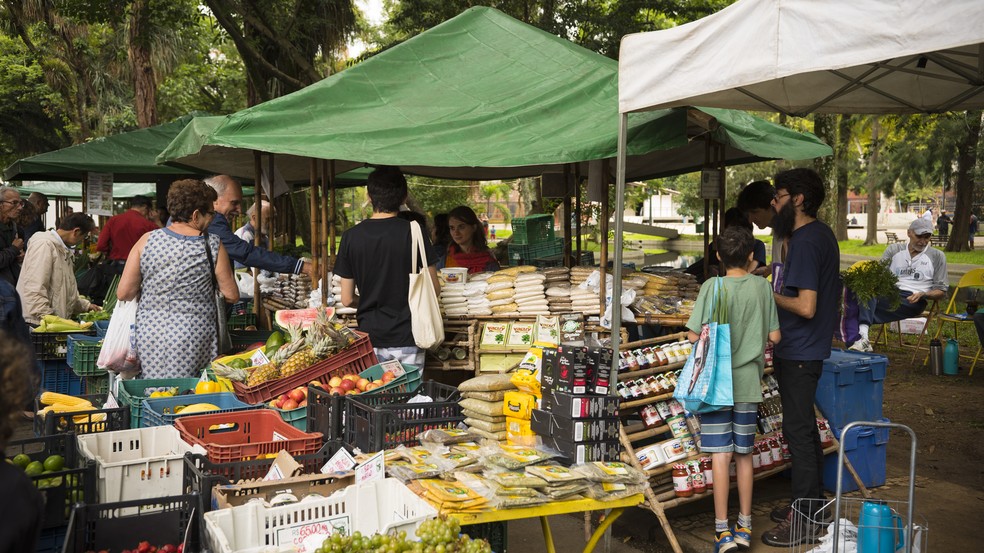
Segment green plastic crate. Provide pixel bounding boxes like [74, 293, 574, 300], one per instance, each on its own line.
[360, 363, 423, 395]
[67, 334, 106, 377]
[510, 214, 555, 245]
[83, 375, 109, 396]
[274, 405, 308, 431]
[507, 237, 564, 266]
[116, 377, 201, 428]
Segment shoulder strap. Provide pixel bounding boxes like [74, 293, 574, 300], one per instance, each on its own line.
[202, 232, 218, 290]
[409, 221, 426, 274]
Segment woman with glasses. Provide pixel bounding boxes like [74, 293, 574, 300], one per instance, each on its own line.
[0, 186, 25, 286]
[117, 179, 239, 379]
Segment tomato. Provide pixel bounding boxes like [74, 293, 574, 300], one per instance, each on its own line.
[195, 381, 219, 394]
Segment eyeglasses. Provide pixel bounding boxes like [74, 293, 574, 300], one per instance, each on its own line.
[774, 192, 791, 202]
[1, 200, 24, 206]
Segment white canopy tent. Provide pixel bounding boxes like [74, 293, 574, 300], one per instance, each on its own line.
[609, 0, 984, 372]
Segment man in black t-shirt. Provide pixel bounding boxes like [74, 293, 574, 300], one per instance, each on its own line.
[333, 167, 440, 366]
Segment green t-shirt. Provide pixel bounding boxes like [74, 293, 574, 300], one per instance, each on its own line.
[685, 275, 780, 403]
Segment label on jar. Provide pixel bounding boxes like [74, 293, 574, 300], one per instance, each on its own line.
[666, 415, 688, 437]
[654, 401, 673, 420]
[661, 439, 686, 462]
[668, 399, 685, 416]
[654, 347, 669, 366]
[681, 436, 698, 454]
[641, 405, 662, 427]
[691, 472, 706, 493]
[672, 465, 693, 496]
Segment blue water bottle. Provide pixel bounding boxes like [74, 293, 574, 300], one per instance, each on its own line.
[943, 338, 960, 376]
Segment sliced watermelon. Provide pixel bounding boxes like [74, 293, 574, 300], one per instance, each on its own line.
[274, 307, 336, 330]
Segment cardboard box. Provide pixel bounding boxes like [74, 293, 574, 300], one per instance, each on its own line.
[544, 436, 621, 464]
[542, 390, 619, 419]
[530, 409, 552, 436]
[212, 472, 355, 509]
[563, 346, 591, 394]
[587, 347, 613, 395]
[529, 409, 619, 442]
[540, 348, 562, 394]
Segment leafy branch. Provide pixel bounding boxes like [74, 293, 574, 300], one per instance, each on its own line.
[842, 260, 900, 309]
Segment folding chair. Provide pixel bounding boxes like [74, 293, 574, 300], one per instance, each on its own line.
[870, 299, 939, 356]
[924, 268, 984, 375]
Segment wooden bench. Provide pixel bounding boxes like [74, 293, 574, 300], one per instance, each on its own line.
[885, 231, 904, 243]
[930, 236, 947, 248]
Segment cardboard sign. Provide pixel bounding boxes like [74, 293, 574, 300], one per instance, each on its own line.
[355, 450, 385, 484]
[250, 349, 271, 367]
[321, 447, 357, 474]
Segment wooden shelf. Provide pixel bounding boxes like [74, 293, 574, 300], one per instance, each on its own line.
[617, 361, 686, 380]
[620, 392, 674, 410]
[625, 424, 670, 443]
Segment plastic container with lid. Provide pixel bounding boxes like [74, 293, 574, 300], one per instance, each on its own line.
[635, 443, 667, 470]
[660, 438, 687, 463]
[439, 267, 468, 284]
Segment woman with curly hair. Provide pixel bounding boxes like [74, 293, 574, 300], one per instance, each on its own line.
[117, 179, 239, 379]
[438, 206, 500, 274]
[0, 333, 44, 552]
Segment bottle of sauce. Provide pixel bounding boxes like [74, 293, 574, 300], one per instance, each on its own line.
[672, 464, 693, 497]
[700, 457, 713, 490]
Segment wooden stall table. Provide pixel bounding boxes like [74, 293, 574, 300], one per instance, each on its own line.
[445, 494, 646, 553]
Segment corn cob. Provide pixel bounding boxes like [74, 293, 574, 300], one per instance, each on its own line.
[39, 392, 91, 407]
[38, 402, 95, 415]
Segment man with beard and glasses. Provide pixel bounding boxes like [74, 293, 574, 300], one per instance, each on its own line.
[761, 168, 841, 548]
[737, 180, 781, 277]
[848, 217, 948, 353]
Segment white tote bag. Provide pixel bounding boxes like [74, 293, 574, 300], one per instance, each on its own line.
[408, 220, 444, 349]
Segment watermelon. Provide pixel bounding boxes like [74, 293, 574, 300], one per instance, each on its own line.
[274, 307, 336, 330]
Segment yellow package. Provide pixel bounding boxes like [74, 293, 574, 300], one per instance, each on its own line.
[510, 367, 541, 398]
[418, 478, 486, 503]
[502, 390, 536, 420]
[506, 417, 535, 447]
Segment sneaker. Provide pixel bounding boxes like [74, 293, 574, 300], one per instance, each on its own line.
[714, 530, 738, 553]
[761, 512, 823, 547]
[848, 337, 873, 352]
[731, 526, 751, 549]
[770, 504, 791, 523]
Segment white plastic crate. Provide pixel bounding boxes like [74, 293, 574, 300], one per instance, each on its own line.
[888, 317, 927, 335]
[77, 425, 205, 503]
[203, 478, 438, 553]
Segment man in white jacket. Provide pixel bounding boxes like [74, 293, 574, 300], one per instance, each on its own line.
[17, 212, 102, 325]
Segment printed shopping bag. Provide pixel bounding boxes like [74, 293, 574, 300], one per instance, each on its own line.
[673, 278, 734, 413]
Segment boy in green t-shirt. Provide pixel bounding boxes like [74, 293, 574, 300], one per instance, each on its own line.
[685, 226, 781, 552]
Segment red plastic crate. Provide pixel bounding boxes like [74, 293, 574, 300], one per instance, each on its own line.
[231, 331, 377, 404]
[175, 410, 323, 463]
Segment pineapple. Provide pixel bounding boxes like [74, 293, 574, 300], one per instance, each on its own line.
[271, 324, 306, 366]
[279, 347, 318, 377]
[247, 362, 280, 386]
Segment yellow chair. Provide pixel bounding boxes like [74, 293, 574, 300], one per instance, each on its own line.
[925, 268, 984, 375]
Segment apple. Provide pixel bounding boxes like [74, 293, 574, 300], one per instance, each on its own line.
[309, 380, 324, 388]
[289, 388, 305, 403]
[343, 374, 360, 382]
[329, 387, 344, 396]
[357, 378, 370, 392]
[298, 400, 307, 408]
[328, 376, 343, 388]
[268, 400, 279, 408]
[278, 393, 290, 404]
[347, 389, 360, 395]
[339, 379, 356, 391]
[282, 398, 299, 410]
[365, 382, 380, 391]
[380, 371, 396, 383]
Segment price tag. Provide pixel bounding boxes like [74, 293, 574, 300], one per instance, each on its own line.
[272, 431, 288, 442]
[355, 451, 385, 484]
[250, 349, 270, 367]
[199, 369, 209, 384]
[104, 393, 119, 409]
[321, 447, 356, 474]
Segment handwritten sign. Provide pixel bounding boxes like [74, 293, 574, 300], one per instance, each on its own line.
[250, 349, 271, 367]
[86, 172, 114, 216]
[321, 447, 356, 474]
[275, 517, 351, 553]
[355, 450, 385, 484]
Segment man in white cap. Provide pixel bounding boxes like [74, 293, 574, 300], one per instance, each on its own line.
[850, 217, 948, 352]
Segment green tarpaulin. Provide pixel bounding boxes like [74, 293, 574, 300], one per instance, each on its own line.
[4, 114, 207, 182]
[13, 181, 158, 199]
[159, 7, 831, 181]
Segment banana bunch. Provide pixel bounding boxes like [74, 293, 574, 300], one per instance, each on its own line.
[34, 315, 94, 333]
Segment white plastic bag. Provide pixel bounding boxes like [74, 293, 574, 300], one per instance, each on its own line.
[96, 300, 141, 377]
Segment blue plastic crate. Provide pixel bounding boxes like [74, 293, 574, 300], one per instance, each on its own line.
[36, 526, 67, 553]
[815, 349, 886, 431]
[823, 418, 890, 493]
[141, 392, 263, 427]
[40, 360, 83, 395]
[93, 320, 110, 337]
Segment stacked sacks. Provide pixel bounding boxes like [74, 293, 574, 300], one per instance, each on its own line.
[638, 271, 699, 300]
[543, 268, 572, 313]
[441, 283, 469, 317]
[513, 272, 549, 316]
[484, 267, 542, 317]
[458, 374, 518, 442]
[463, 273, 492, 316]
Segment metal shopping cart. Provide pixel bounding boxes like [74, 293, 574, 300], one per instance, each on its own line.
[789, 421, 928, 553]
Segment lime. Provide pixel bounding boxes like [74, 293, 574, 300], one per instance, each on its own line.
[24, 461, 44, 477]
[228, 358, 248, 369]
[11, 453, 30, 469]
[43, 454, 65, 472]
[266, 331, 285, 350]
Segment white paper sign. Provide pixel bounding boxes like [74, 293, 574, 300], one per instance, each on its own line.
[250, 349, 270, 367]
[276, 516, 350, 553]
[355, 451, 385, 484]
[700, 168, 722, 199]
[321, 447, 356, 474]
[86, 172, 114, 216]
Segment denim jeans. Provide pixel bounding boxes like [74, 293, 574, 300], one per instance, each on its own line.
[858, 288, 927, 327]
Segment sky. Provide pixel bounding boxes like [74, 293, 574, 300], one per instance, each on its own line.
[350, 0, 385, 58]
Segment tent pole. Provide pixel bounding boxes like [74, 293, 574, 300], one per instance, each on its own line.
[563, 164, 573, 267]
[702, 137, 711, 278]
[321, 160, 330, 294]
[574, 163, 582, 265]
[309, 159, 320, 302]
[599, 160, 609, 310]
[611, 114, 626, 383]
[253, 151, 263, 322]
[329, 160, 337, 262]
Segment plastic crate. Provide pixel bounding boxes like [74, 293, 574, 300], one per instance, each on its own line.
[343, 381, 464, 452]
[228, 329, 275, 352]
[361, 362, 423, 395]
[93, 320, 110, 337]
[182, 442, 347, 513]
[34, 393, 129, 437]
[823, 418, 890, 493]
[816, 349, 887, 431]
[510, 214, 555, 245]
[40, 359, 83, 395]
[203, 478, 437, 553]
[142, 392, 263, 428]
[462, 522, 506, 553]
[81, 375, 109, 396]
[507, 237, 564, 266]
[62, 494, 200, 553]
[273, 405, 308, 430]
[117, 377, 201, 429]
[76, 425, 206, 504]
[175, 409, 323, 463]
[36, 526, 68, 553]
[5, 433, 98, 531]
[231, 331, 377, 404]
[66, 334, 105, 376]
[533, 251, 594, 268]
[227, 301, 256, 330]
[31, 329, 95, 361]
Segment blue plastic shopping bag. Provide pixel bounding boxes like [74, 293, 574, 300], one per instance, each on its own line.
[674, 278, 734, 413]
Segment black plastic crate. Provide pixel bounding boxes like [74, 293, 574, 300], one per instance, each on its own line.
[31, 330, 96, 361]
[306, 384, 346, 442]
[34, 393, 130, 437]
[228, 329, 275, 352]
[343, 381, 464, 452]
[182, 441, 346, 515]
[62, 494, 200, 553]
[462, 522, 506, 553]
[5, 433, 98, 531]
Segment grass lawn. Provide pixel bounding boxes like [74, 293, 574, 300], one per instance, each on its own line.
[838, 239, 984, 265]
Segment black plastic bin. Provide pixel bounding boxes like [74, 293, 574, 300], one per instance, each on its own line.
[33, 394, 130, 437]
[343, 381, 463, 452]
[62, 494, 201, 553]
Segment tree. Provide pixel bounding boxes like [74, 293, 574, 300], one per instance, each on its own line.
[947, 110, 981, 252]
[406, 177, 473, 218]
[833, 115, 854, 241]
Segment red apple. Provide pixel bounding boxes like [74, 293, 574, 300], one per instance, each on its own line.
[356, 378, 370, 392]
[279, 393, 290, 404]
[339, 379, 355, 391]
[289, 388, 305, 402]
[282, 398, 299, 410]
[343, 374, 360, 382]
[365, 382, 380, 391]
[298, 400, 307, 408]
[328, 376, 343, 388]
[329, 387, 344, 396]
[380, 371, 396, 383]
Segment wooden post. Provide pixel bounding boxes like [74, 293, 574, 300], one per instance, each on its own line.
[321, 160, 330, 295]
[574, 163, 582, 265]
[329, 160, 337, 261]
[563, 164, 573, 267]
[253, 152, 263, 318]
[309, 159, 320, 299]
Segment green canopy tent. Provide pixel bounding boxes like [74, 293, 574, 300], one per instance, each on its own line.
[13, 181, 158, 199]
[158, 7, 831, 182]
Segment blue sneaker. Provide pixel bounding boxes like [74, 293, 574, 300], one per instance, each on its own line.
[731, 526, 751, 549]
[715, 530, 738, 553]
